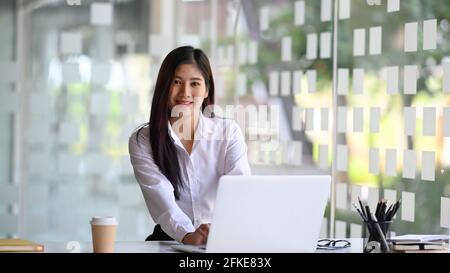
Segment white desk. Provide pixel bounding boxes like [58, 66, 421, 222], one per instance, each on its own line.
[43, 239, 364, 253]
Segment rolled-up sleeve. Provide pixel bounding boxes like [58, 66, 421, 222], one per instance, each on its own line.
[129, 130, 195, 242]
[223, 121, 252, 175]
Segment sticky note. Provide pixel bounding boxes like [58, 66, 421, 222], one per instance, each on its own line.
[352, 68, 364, 94]
[321, 0, 332, 22]
[29, 93, 50, 114]
[385, 149, 397, 177]
[294, 1, 305, 25]
[338, 68, 349, 95]
[401, 191, 415, 222]
[403, 65, 418, 94]
[386, 66, 399, 94]
[260, 7, 269, 31]
[423, 107, 436, 136]
[404, 22, 418, 52]
[0, 215, 17, 233]
[335, 220, 347, 238]
[369, 148, 380, 174]
[291, 141, 302, 166]
[404, 107, 416, 136]
[368, 187, 379, 212]
[90, 2, 113, 26]
[423, 19, 437, 50]
[319, 144, 328, 169]
[320, 218, 328, 238]
[90, 93, 110, 114]
[320, 32, 331, 59]
[236, 73, 247, 96]
[337, 145, 348, 171]
[321, 108, 329, 131]
[292, 70, 302, 95]
[227, 45, 234, 66]
[307, 33, 318, 60]
[353, 107, 364, 132]
[269, 71, 279, 96]
[0, 62, 19, 83]
[370, 107, 380, 133]
[91, 63, 110, 85]
[387, 0, 400, 12]
[0, 185, 18, 203]
[238, 42, 247, 65]
[292, 106, 303, 131]
[62, 63, 81, 84]
[58, 153, 81, 175]
[60, 32, 82, 55]
[149, 35, 171, 58]
[59, 122, 79, 144]
[350, 224, 362, 238]
[339, 0, 351, 19]
[215, 75, 224, 98]
[403, 149, 416, 179]
[337, 107, 347, 133]
[443, 62, 450, 93]
[351, 184, 362, 205]
[305, 108, 314, 131]
[280, 71, 291, 96]
[440, 197, 450, 228]
[84, 153, 111, 174]
[353, 29, 366, 56]
[307, 70, 316, 93]
[336, 182, 347, 209]
[248, 41, 258, 64]
[121, 94, 139, 114]
[421, 151, 435, 181]
[281, 36, 292, 62]
[369, 26, 382, 55]
[384, 189, 397, 206]
[444, 107, 450, 137]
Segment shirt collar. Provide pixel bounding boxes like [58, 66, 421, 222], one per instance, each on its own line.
[167, 113, 214, 149]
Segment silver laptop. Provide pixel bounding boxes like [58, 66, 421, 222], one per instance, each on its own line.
[171, 175, 331, 253]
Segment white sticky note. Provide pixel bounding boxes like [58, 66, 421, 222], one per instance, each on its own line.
[280, 71, 291, 96]
[319, 144, 328, 169]
[60, 32, 82, 55]
[236, 73, 247, 96]
[149, 34, 172, 58]
[335, 220, 347, 238]
[320, 218, 328, 238]
[421, 151, 435, 181]
[58, 153, 81, 175]
[423, 107, 436, 136]
[336, 182, 348, 210]
[352, 68, 364, 94]
[292, 70, 302, 95]
[29, 93, 50, 114]
[320, 32, 331, 59]
[353, 28, 366, 56]
[386, 66, 399, 94]
[0, 62, 19, 83]
[292, 106, 303, 131]
[305, 108, 314, 131]
[370, 107, 380, 133]
[403, 65, 418, 94]
[90, 93, 110, 114]
[62, 63, 81, 84]
[238, 42, 247, 65]
[321, 108, 329, 131]
[369, 26, 382, 55]
[269, 71, 279, 96]
[121, 94, 139, 114]
[404, 22, 418, 52]
[294, 1, 305, 25]
[384, 189, 397, 206]
[0, 185, 18, 203]
[337, 68, 349, 95]
[90, 2, 113, 26]
[91, 63, 110, 85]
[403, 149, 416, 179]
[306, 33, 318, 60]
[404, 107, 416, 136]
[401, 191, 415, 222]
[337, 107, 347, 133]
[291, 141, 303, 166]
[443, 62, 450, 93]
[385, 149, 397, 177]
[307, 70, 316, 93]
[387, 0, 400, 12]
[440, 197, 450, 228]
[350, 224, 362, 238]
[59, 122, 79, 144]
[423, 19, 437, 50]
[339, 0, 351, 19]
[368, 187, 379, 212]
[353, 107, 363, 132]
[369, 148, 380, 174]
[248, 41, 258, 64]
[444, 107, 450, 137]
[260, 6, 270, 31]
[337, 145, 348, 171]
[321, 0, 332, 22]
[351, 184, 362, 205]
[84, 153, 111, 174]
[226, 45, 234, 66]
[281, 36, 292, 62]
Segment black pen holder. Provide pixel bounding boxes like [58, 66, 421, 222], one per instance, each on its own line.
[364, 221, 392, 253]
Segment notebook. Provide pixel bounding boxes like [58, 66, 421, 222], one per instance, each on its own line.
[0, 239, 44, 252]
[390, 234, 450, 243]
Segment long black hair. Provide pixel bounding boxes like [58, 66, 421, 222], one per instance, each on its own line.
[137, 46, 215, 200]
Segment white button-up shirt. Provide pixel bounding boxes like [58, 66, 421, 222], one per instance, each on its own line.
[129, 114, 251, 242]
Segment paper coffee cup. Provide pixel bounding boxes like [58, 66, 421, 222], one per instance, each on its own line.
[90, 216, 118, 253]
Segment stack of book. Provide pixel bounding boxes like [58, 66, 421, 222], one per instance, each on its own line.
[389, 234, 449, 253]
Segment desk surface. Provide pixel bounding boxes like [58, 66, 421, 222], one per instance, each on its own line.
[43, 239, 364, 253]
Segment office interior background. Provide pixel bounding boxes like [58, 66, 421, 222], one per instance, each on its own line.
[1, 0, 450, 242]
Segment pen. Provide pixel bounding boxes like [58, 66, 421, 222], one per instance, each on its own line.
[358, 197, 366, 219]
[352, 203, 367, 222]
[370, 213, 390, 253]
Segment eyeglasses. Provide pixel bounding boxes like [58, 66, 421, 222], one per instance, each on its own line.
[317, 239, 351, 250]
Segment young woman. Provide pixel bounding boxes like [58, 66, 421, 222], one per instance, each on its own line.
[129, 46, 251, 245]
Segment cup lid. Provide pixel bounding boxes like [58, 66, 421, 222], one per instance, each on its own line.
[90, 216, 118, 225]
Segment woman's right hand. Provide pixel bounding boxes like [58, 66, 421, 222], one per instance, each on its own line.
[182, 224, 210, 245]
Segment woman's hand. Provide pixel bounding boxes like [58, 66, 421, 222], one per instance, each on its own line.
[182, 224, 210, 245]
